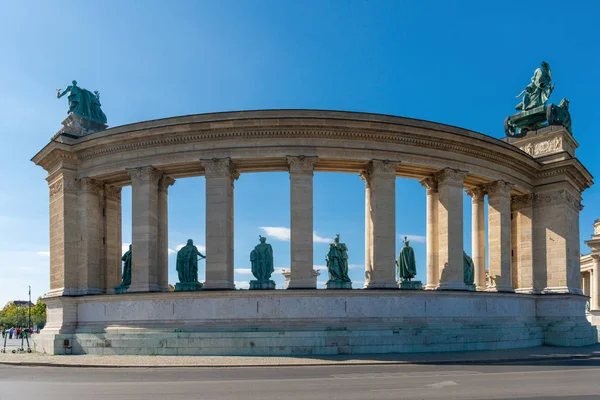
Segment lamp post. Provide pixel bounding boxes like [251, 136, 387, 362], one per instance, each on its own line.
[28, 286, 31, 331]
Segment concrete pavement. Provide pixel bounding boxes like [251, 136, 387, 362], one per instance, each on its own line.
[1, 343, 600, 368]
[1, 358, 600, 399]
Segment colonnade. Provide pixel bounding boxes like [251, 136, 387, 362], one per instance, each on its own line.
[46, 156, 583, 296]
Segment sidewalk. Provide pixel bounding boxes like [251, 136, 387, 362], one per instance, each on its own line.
[1, 344, 599, 368]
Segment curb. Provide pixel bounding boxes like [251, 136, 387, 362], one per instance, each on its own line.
[0, 353, 597, 369]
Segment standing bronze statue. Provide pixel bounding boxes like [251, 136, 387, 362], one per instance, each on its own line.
[515, 61, 554, 112]
[175, 239, 205, 291]
[249, 236, 275, 290]
[57, 80, 107, 124]
[325, 234, 352, 289]
[463, 251, 475, 291]
[396, 237, 422, 289]
[115, 245, 132, 294]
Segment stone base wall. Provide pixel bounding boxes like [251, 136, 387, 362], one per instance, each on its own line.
[32, 291, 597, 356]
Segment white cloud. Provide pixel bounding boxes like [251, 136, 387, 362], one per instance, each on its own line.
[349, 263, 364, 269]
[259, 227, 290, 241]
[122, 243, 130, 254]
[36, 251, 50, 257]
[235, 281, 250, 289]
[235, 268, 253, 274]
[313, 265, 328, 271]
[259, 227, 332, 244]
[313, 233, 331, 244]
[398, 234, 426, 243]
[168, 248, 176, 255]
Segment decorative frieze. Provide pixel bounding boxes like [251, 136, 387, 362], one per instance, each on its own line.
[49, 176, 78, 197]
[286, 156, 318, 174]
[534, 189, 583, 211]
[127, 166, 163, 185]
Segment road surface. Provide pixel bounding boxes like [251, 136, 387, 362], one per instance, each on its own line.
[1, 357, 599, 399]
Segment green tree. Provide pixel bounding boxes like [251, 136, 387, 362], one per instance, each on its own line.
[30, 300, 46, 328]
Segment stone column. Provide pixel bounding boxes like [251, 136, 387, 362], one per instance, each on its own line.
[512, 194, 535, 293]
[77, 178, 103, 295]
[286, 156, 318, 289]
[103, 185, 122, 293]
[467, 187, 486, 291]
[47, 171, 80, 297]
[436, 168, 468, 290]
[582, 271, 590, 299]
[202, 158, 238, 290]
[157, 176, 175, 292]
[420, 176, 439, 290]
[360, 170, 373, 288]
[128, 166, 162, 292]
[534, 187, 583, 294]
[364, 160, 400, 289]
[592, 256, 600, 310]
[486, 180, 514, 292]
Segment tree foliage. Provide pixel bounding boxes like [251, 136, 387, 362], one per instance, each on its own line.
[0, 299, 46, 328]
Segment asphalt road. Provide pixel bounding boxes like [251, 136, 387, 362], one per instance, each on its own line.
[1, 358, 600, 400]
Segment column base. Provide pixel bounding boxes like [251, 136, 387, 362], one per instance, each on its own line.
[250, 280, 276, 290]
[202, 280, 236, 290]
[364, 280, 399, 289]
[46, 288, 103, 297]
[515, 287, 541, 294]
[128, 283, 162, 293]
[487, 285, 515, 293]
[287, 279, 317, 289]
[436, 281, 467, 291]
[476, 285, 487, 291]
[541, 286, 583, 295]
[424, 284, 438, 290]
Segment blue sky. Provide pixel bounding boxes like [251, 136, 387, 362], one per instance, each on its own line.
[1, 0, 599, 304]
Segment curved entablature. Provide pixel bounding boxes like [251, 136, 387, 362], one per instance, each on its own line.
[32, 109, 590, 195]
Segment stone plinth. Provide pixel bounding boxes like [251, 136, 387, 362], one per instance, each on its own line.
[250, 280, 276, 290]
[465, 284, 476, 291]
[33, 291, 597, 356]
[114, 286, 129, 295]
[507, 126, 578, 163]
[399, 280, 422, 290]
[326, 280, 352, 289]
[175, 282, 203, 292]
[55, 114, 107, 139]
[282, 269, 320, 289]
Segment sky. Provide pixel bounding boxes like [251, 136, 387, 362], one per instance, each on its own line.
[0, 0, 599, 305]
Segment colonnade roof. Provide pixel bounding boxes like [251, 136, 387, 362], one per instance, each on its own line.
[32, 109, 592, 193]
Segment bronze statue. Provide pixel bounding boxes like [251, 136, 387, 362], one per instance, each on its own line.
[175, 239, 205, 291]
[115, 245, 132, 294]
[249, 236, 276, 289]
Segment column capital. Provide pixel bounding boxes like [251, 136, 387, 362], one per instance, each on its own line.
[287, 156, 318, 174]
[368, 159, 400, 175]
[591, 254, 600, 262]
[127, 166, 163, 185]
[434, 168, 468, 186]
[158, 176, 175, 192]
[104, 184, 122, 201]
[201, 158, 239, 180]
[49, 174, 79, 197]
[78, 177, 103, 195]
[511, 193, 534, 211]
[466, 186, 486, 201]
[484, 180, 514, 196]
[420, 176, 438, 194]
